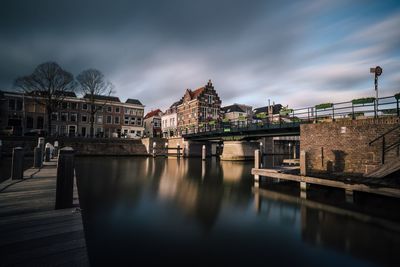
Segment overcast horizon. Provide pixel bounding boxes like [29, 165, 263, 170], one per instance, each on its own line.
[1, 0, 399, 112]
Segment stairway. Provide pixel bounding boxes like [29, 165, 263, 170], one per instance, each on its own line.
[364, 159, 400, 178]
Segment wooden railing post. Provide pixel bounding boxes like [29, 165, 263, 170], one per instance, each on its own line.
[55, 147, 75, 209]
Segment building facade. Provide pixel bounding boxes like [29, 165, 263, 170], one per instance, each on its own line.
[161, 100, 181, 138]
[0, 90, 145, 138]
[177, 80, 222, 135]
[222, 103, 253, 127]
[144, 109, 162, 138]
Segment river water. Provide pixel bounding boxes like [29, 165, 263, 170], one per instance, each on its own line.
[75, 156, 400, 266]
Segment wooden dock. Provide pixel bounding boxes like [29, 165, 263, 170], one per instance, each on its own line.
[0, 159, 89, 266]
[252, 168, 400, 199]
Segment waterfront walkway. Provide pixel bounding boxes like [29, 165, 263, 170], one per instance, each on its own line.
[0, 159, 88, 266]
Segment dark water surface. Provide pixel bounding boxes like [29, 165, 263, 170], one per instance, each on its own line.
[75, 157, 400, 266]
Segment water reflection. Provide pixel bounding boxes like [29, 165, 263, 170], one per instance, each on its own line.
[75, 157, 399, 266]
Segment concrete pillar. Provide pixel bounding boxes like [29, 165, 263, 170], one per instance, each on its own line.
[11, 147, 24, 180]
[220, 141, 259, 161]
[54, 141, 59, 158]
[34, 147, 43, 168]
[300, 181, 307, 199]
[202, 145, 206, 161]
[177, 144, 181, 158]
[254, 149, 260, 181]
[300, 150, 307, 176]
[345, 189, 354, 204]
[55, 147, 75, 209]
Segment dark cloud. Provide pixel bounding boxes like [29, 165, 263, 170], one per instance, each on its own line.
[1, 0, 399, 111]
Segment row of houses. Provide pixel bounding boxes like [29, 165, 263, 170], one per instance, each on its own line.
[143, 80, 283, 138]
[0, 91, 145, 138]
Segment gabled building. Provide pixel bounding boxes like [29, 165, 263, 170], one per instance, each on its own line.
[161, 100, 181, 138]
[222, 103, 253, 127]
[144, 109, 162, 137]
[177, 80, 222, 135]
[122, 98, 145, 138]
[253, 104, 283, 123]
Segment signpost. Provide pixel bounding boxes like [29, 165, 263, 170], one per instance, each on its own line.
[370, 66, 383, 117]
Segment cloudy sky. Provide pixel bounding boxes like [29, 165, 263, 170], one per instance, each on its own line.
[1, 0, 399, 112]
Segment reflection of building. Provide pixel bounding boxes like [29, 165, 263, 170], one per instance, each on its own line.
[161, 100, 181, 138]
[144, 109, 162, 137]
[177, 80, 222, 135]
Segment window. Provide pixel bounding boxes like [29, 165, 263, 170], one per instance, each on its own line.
[26, 116, 34, 128]
[50, 112, 57, 121]
[60, 125, 66, 135]
[61, 102, 68, 109]
[70, 103, 77, 110]
[124, 116, 129, 124]
[137, 130, 141, 136]
[107, 106, 112, 113]
[81, 115, 87, 123]
[8, 99, 15, 110]
[16, 100, 23, 111]
[124, 108, 130, 115]
[137, 118, 142, 126]
[97, 115, 103, 124]
[61, 112, 68, 122]
[115, 107, 120, 113]
[97, 106, 103, 112]
[130, 117, 136, 125]
[130, 130, 135, 134]
[208, 95, 213, 104]
[70, 113, 77, 122]
[106, 115, 112, 124]
[37, 116, 44, 129]
[82, 103, 88, 110]
[114, 116, 120, 124]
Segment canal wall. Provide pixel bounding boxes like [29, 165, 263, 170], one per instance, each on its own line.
[300, 117, 400, 177]
[0, 136, 149, 156]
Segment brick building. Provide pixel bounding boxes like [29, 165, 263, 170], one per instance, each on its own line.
[177, 80, 222, 135]
[144, 109, 162, 137]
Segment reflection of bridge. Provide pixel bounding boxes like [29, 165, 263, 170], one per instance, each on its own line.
[183, 95, 399, 141]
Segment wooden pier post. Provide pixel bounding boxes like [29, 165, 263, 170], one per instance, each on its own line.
[177, 144, 181, 158]
[55, 147, 75, 209]
[254, 149, 260, 182]
[202, 145, 206, 161]
[11, 147, 24, 180]
[33, 146, 43, 168]
[45, 143, 51, 162]
[38, 137, 45, 158]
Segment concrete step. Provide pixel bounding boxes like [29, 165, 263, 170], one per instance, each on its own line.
[364, 160, 400, 178]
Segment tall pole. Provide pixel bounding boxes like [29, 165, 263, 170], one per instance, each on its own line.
[371, 66, 382, 118]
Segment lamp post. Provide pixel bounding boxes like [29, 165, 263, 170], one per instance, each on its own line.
[370, 66, 383, 117]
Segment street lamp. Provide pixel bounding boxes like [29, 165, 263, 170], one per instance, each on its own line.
[370, 66, 383, 117]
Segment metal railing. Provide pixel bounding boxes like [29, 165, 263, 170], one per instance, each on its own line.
[369, 124, 400, 164]
[183, 94, 400, 138]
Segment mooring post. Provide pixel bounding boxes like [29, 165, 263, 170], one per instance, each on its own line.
[300, 150, 307, 176]
[55, 147, 75, 209]
[33, 146, 42, 168]
[165, 142, 168, 157]
[152, 141, 156, 157]
[177, 144, 181, 158]
[45, 143, 51, 162]
[11, 147, 24, 180]
[202, 145, 206, 161]
[300, 181, 308, 199]
[54, 141, 59, 158]
[254, 149, 260, 182]
[345, 189, 354, 204]
[38, 137, 45, 159]
[259, 142, 263, 168]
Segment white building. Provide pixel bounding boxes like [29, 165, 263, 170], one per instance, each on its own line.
[162, 100, 181, 138]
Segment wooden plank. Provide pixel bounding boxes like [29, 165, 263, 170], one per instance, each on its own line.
[252, 168, 400, 198]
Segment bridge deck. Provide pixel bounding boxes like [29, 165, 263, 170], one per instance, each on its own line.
[0, 160, 88, 266]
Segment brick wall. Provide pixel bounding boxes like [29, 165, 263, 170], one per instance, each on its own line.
[300, 117, 400, 177]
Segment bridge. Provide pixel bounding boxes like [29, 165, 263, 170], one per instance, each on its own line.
[183, 94, 399, 141]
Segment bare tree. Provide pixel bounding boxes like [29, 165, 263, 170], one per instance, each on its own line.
[77, 69, 114, 137]
[14, 62, 75, 136]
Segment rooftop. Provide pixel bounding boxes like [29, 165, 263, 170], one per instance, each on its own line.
[125, 98, 143, 105]
[144, 109, 162, 119]
[83, 94, 120, 102]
